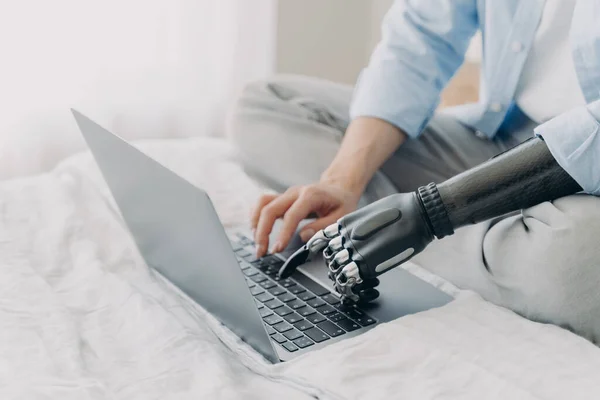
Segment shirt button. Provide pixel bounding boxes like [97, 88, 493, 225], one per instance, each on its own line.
[511, 41, 523, 52]
[475, 130, 488, 139]
[490, 102, 503, 113]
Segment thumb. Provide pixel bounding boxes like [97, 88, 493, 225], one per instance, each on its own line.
[299, 213, 342, 242]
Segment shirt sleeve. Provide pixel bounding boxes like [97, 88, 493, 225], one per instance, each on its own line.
[349, 0, 479, 138]
[534, 99, 600, 195]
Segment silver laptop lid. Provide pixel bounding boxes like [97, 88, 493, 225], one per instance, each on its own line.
[72, 110, 278, 363]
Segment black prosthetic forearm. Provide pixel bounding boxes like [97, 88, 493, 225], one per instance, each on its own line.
[420, 137, 583, 238]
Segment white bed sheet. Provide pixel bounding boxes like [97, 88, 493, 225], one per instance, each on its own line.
[1, 137, 599, 400]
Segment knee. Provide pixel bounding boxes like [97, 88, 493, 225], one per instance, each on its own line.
[226, 75, 319, 189]
[528, 195, 600, 282]
[227, 78, 269, 147]
[226, 78, 279, 175]
[228, 74, 304, 131]
[487, 195, 600, 341]
[537, 196, 600, 305]
[227, 75, 299, 153]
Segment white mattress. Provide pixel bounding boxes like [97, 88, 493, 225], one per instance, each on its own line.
[1, 136, 600, 399]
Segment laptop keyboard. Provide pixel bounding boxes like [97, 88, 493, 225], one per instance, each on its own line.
[230, 233, 376, 353]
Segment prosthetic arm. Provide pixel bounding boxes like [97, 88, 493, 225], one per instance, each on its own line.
[278, 137, 583, 304]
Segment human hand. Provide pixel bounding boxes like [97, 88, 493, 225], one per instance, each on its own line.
[251, 180, 361, 257]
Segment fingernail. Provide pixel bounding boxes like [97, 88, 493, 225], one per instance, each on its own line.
[300, 229, 315, 242]
[271, 242, 282, 254]
[256, 244, 265, 257]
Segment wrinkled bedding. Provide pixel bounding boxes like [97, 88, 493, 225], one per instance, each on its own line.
[1, 137, 600, 400]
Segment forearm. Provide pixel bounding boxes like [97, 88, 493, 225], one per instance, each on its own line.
[424, 137, 583, 237]
[321, 117, 407, 193]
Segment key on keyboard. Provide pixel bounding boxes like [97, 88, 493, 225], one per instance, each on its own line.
[283, 313, 303, 324]
[317, 321, 345, 337]
[231, 243, 244, 252]
[261, 255, 282, 265]
[327, 312, 345, 322]
[319, 305, 335, 315]
[263, 315, 283, 325]
[355, 315, 376, 326]
[304, 327, 329, 343]
[336, 306, 377, 326]
[250, 274, 268, 283]
[282, 342, 298, 352]
[264, 299, 284, 309]
[243, 254, 259, 263]
[259, 280, 277, 290]
[280, 279, 296, 288]
[268, 286, 287, 296]
[298, 292, 315, 302]
[274, 306, 293, 317]
[293, 336, 314, 349]
[293, 320, 314, 331]
[307, 314, 326, 324]
[271, 333, 286, 343]
[283, 329, 303, 341]
[243, 268, 258, 277]
[236, 249, 251, 257]
[273, 321, 293, 333]
[307, 298, 326, 308]
[259, 308, 273, 318]
[277, 292, 295, 303]
[289, 286, 306, 295]
[335, 318, 361, 332]
[340, 306, 363, 318]
[293, 273, 330, 296]
[321, 293, 341, 305]
[234, 234, 253, 245]
[252, 260, 268, 271]
[287, 299, 306, 310]
[250, 286, 264, 296]
[297, 307, 316, 317]
[255, 293, 273, 303]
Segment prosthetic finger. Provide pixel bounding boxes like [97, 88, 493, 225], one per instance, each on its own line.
[338, 279, 380, 305]
[278, 223, 339, 278]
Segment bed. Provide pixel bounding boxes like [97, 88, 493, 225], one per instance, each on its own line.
[2, 136, 600, 399]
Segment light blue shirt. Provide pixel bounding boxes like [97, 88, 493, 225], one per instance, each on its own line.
[350, 0, 600, 195]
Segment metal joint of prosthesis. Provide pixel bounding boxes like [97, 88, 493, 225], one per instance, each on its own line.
[278, 221, 364, 304]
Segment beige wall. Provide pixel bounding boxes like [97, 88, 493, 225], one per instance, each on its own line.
[368, 0, 394, 54]
[274, 0, 395, 85]
[275, 0, 372, 84]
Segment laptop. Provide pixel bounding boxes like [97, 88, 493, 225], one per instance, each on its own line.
[72, 109, 453, 363]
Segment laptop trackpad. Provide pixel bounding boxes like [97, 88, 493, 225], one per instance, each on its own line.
[274, 221, 454, 323]
[278, 227, 333, 287]
[297, 256, 334, 290]
[298, 252, 453, 323]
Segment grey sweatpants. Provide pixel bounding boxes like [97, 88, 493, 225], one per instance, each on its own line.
[227, 74, 600, 342]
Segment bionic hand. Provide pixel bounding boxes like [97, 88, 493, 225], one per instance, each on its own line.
[278, 137, 583, 304]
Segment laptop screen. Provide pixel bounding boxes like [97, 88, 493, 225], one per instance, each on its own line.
[73, 110, 279, 363]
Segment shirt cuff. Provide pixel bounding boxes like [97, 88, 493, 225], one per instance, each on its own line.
[349, 66, 439, 139]
[534, 101, 600, 195]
